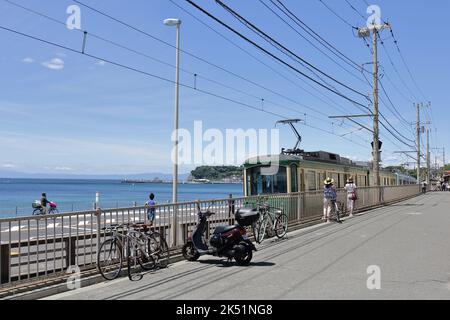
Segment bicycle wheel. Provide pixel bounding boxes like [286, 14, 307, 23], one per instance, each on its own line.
[127, 241, 143, 281]
[274, 213, 288, 239]
[149, 232, 170, 268]
[256, 216, 269, 244]
[138, 234, 156, 271]
[97, 238, 123, 280]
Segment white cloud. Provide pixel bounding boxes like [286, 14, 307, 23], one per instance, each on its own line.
[22, 57, 35, 64]
[1, 164, 17, 169]
[42, 58, 65, 71]
[97, 60, 107, 66]
[54, 166, 74, 171]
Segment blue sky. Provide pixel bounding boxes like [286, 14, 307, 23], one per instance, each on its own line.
[0, 0, 448, 175]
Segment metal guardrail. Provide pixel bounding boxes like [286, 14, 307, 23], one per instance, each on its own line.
[0, 185, 420, 287]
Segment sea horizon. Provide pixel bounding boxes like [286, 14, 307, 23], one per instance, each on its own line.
[0, 178, 243, 218]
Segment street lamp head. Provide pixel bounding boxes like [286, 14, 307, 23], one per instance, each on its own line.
[163, 18, 181, 26]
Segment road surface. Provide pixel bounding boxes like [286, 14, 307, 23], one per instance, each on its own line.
[45, 192, 450, 300]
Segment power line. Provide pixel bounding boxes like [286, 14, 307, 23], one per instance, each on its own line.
[389, 28, 429, 102]
[0, 24, 370, 149]
[257, 0, 368, 85]
[186, 0, 371, 110]
[214, 0, 370, 100]
[318, 0, 358, 30]
[268, 0, 370, 74]
[4, 0, 372, 148]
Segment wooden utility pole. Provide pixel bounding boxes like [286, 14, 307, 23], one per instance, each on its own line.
[416, 103, 421, 184]
[426, 128, 430, 185]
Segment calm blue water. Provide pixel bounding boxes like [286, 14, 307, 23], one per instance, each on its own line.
[0, 179, 243, 218]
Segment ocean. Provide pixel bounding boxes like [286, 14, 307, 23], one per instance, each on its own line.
[0, 179, 243, 218]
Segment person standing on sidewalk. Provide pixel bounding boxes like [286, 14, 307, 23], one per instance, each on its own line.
[344, 177, 358, 217]
[323, 178, 338, 223]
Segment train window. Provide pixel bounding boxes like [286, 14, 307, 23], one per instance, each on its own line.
[246, 166, 287, 195]
[331, 173, 339, 186]
[291, 165, 298, 193]
[307, 170, 316, 191]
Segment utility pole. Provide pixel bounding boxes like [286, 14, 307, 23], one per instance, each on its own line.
[357, 23, 390, 187]
[416, 103, 421, 184]
[426, 128, 430, 186]
[372, 28, 380, 187]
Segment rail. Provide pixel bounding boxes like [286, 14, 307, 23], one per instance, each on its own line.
[0, 185, 420, 288]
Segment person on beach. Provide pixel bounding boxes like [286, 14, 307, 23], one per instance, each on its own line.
[323, 178, 340, 223]
[144, 193, 157, 226]
[40, 193, 50, 215]
[344, 177, 358, 217]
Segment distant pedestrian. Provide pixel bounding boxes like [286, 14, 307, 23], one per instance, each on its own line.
[344, 177, 358, 217]
[40, 193, 50, 215]
[323, 178, 340, 223]
[145, 193, 157, 226]
[228, 194, 235, 218]
[421, 181, 428, 194]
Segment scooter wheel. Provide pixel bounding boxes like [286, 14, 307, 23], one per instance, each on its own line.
[235, 245, 252, 266]
[182, 242, 200, 261]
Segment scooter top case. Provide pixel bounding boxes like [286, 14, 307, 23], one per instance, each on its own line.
[235, 208, 260, 227]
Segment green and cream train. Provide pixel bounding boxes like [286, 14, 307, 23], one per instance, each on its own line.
[243, 150, 416, 197]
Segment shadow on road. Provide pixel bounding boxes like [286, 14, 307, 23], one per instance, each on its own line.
[389, 203, 424, 207]
[198, 259, 275, 268]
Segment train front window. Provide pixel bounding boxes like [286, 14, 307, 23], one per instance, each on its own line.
[247, 166, 287, 195]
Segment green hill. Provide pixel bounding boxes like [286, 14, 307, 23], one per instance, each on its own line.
[190, 166, 243, 181]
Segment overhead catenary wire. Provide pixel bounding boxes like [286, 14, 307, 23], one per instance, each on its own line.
[3, 0, 372, 149]
[213, 0, 371, 101]
[0, 24, 371, 149]
[274, 0, 369, 73]
[184, 0, 372, 110]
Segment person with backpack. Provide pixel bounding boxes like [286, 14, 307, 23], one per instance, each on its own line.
[144, 193, 157, 226]
[344, 177, 358, 217]
[323, 177, 341, 223]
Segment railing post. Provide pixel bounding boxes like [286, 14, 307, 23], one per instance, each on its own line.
[95, 209, 102, 264]
[1, 244, 10, 284]
[64, 237, 77, 269]
[170, 204, 178, 247]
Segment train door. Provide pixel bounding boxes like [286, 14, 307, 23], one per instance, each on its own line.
[300, 169, 305, 192]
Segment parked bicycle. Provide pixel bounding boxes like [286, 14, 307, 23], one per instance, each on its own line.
[252, 197, 288, 244]
[32, 200, 59, 215]
[97, 222, 169, 281]
[330, 200, 344, 223]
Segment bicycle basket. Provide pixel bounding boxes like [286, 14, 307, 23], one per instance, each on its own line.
[32, 201, 41, 209]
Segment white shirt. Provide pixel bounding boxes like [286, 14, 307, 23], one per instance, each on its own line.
[344, 183, 357, 194]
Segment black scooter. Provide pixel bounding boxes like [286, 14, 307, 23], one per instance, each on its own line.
[182, 204, 258, 265]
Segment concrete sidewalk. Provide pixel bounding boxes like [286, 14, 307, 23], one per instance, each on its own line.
[45, 192, 450, 300]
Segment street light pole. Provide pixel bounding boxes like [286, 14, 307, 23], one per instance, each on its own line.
[164, 18, 182, 204]
[164, 18, 181, 247]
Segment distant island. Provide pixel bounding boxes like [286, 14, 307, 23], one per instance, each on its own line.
[121, 166, 244, 184]
[188, 166, 243, 184]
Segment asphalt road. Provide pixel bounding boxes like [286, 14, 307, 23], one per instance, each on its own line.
[46, 192, 450, 300]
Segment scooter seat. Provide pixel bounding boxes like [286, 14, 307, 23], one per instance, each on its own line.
[214, 225, 239, 234]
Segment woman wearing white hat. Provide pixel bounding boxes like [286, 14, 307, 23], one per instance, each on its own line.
[323, 177, 338, 223]
[344, 177, 358, 217]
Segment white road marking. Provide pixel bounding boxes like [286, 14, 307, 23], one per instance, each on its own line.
[405, 212, 423, 215]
